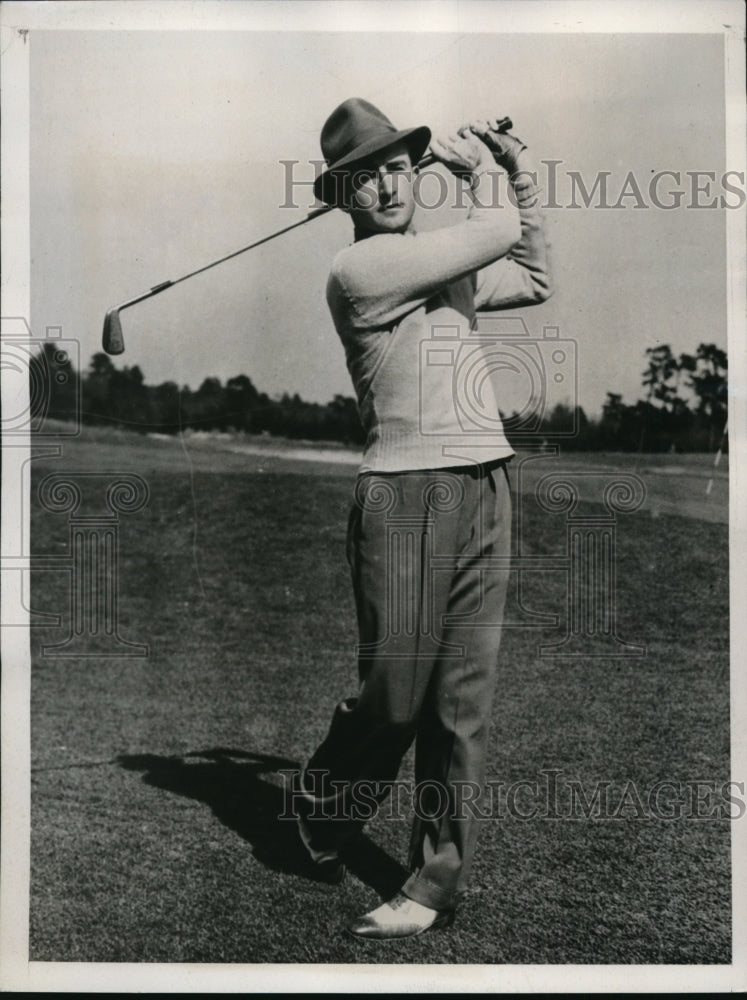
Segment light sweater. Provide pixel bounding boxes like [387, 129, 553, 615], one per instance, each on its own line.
[326, 151, 552, 473]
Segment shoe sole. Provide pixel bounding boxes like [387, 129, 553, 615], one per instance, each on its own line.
[344, 909, 455, 941]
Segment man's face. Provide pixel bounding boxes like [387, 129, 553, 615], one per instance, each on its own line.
[346, 143, 417, 236]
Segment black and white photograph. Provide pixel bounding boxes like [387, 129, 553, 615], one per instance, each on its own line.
[1, 0, 745, 992]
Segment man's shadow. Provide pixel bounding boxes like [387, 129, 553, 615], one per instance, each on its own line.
[116, 748, 406, 898]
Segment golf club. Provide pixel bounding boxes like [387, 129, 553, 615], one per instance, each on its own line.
[101, 204, 333, 355]
[102, 117, 512, 355]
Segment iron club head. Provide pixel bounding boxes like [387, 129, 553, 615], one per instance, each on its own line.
[102, 308, 125, 355]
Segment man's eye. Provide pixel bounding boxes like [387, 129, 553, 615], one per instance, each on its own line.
[353, 169, 376, 188]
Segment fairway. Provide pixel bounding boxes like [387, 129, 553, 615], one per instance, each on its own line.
[28, 431, 731, 964]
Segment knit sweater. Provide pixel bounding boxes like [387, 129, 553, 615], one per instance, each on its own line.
[326, 151, 552, 473]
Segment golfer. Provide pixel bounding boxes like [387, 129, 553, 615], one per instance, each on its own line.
[295, 98, 551, 939]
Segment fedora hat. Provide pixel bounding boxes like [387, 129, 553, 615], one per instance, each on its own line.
[314, 98, 431, 206]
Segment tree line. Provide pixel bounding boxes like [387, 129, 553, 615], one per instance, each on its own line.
[35, 349, 365, 445]
[540, 343, 727, 452]
[32, 341, 726, 452]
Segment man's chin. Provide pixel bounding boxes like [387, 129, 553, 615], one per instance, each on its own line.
[352, 204, 414, 237]
[373, 208, 412, 233]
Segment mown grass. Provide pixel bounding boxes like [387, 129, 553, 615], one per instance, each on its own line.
[29, 443, 730, 964]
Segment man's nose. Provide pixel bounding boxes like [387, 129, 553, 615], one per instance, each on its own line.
[378, 169, 397, 200]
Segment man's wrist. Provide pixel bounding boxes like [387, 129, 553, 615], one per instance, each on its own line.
[504, 147, 536, 183]
[493, 136, 529, 174]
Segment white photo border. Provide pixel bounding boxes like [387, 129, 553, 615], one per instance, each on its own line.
[1, 0, 745, 992]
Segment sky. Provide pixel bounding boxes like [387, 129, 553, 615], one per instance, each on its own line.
[29, 24, 732, 417]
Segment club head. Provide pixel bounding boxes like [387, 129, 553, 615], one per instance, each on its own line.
[102, 308, 125, 355]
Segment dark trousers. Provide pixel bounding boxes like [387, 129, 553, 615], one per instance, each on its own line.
[299, 459, 512, 910]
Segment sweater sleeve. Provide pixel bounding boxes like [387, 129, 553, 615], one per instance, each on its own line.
[327, 164, 522, 330]
[474, 149, 552, 310]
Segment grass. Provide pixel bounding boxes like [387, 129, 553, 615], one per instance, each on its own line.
[28, 433, 730, 963]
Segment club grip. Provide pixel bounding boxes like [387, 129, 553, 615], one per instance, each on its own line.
[419, 116, 514, 168]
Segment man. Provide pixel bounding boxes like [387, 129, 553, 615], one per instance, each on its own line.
[294, 98, 551, 939]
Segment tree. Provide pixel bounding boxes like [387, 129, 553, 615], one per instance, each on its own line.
[684, 343, 728, 451]
[642, 344, 679, 411]
[225, 374, 260, 432]
[88, 352, 116, 378]
[108, 364, 148, 430]
[325, 394, 365, 444]
[190, 377, 227, 430]
[601, 392, 624, 433]
[83, 352, 117, 424]
[147, 381, 181, 433]
[686, 343, 727, 419]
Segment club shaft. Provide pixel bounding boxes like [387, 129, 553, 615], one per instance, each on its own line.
[114, 206, 333, 315]
[110, 120, 511, 316]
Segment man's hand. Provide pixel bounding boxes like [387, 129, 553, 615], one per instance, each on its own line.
[428, 130, 494, 179]
[467, 118, 527, 171]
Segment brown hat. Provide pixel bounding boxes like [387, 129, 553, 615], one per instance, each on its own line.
[314, 98, 431, 206]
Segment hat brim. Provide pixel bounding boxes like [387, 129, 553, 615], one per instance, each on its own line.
[314, 125, 431, 206]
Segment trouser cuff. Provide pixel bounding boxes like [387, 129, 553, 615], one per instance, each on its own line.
[296, 814, 340, 864]
[401, 872, 457, 911]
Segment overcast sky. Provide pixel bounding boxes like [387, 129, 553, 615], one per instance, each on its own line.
[30, 26, 730, 416]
